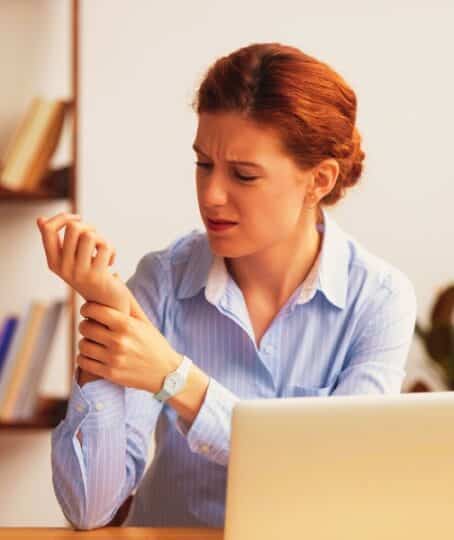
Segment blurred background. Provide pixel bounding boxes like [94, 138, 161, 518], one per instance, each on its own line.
[0, 0, 452, 527]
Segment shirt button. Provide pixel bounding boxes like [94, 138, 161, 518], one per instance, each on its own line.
[95, 402, 105, 411]
[263, 344, 274, 354]
[200, 444, 210, 454]
[75, 404, 84, 413]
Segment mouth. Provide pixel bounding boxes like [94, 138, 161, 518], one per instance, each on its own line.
[206, 218, 238, 232]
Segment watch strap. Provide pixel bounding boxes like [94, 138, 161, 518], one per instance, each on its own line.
[154, 354, 192, 402]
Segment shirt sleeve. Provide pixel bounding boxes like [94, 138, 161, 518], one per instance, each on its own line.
[51, 251, 168, 530]
[174, 376, 240, 467]
[332, 270, 418, 395]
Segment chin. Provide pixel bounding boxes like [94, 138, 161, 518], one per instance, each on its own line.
[209, 244, 238, 258]
[208, 238, 256, 260]
[207, 239, 240, 258]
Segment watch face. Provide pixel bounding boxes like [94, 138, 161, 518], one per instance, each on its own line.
[165, 373, 183, 393]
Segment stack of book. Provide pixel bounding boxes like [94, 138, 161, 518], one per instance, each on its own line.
[0, 299, 65, 422]
[0, 97, 69, 193]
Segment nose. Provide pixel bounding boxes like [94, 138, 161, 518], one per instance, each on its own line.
[198, 173, 229, 207]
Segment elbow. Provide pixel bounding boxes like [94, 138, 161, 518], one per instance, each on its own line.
[67, 513, 116, 531]
[65, 495, 132, 530]
[71, 522, 108, 531]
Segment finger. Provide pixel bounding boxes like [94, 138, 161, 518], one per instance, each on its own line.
[80, 301, 125, 332]
[37, 214, 82, 271]
[75, 231, 104, 274]
[76, 354, 107, 378]
[78, 318, 112, 346]
[92, 241, 115, 271]
[61, 222, 96, 277]
[129, 291, 149, 322]
[78, 337, 109, 364]
[37, 212, 81, 228]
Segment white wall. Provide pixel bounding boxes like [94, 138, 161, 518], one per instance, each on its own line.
[0, 0, 452, 526]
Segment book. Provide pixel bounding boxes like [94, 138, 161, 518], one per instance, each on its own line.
[0, 316, 19, 377]
[14, 300, 65, 420]
[0, 98, 46, 189]
[0, 98, 41, 178]
[0, 97, 67, 192]
[0, 301, 47, 421]
[22, 100, 67, 192]
[0, 302, 36, 420]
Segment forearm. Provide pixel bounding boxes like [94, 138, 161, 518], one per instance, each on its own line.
[170, 367, 241, 466]
[77, 283, 133, 390]
[166, 359, 211, 427]
[52, 380, 133, 530]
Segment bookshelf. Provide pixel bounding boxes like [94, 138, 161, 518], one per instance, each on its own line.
[0, 0, 79, 430]
[0, 166, 72, 201]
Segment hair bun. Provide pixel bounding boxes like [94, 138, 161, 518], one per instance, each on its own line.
[343, 128, 366, 187]
[321, 128, 365, 205]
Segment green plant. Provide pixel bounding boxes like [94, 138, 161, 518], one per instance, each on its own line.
[415, 284, 454, 388]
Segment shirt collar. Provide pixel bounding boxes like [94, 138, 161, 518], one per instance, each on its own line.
[315, 207, 349, 309]
[176, 207, 349, 310]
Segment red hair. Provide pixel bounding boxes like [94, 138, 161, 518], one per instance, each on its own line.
[191, 42, 365, 206]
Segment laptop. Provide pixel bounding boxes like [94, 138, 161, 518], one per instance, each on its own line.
[224, 391, 454, 540]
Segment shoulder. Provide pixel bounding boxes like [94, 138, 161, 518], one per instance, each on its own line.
[129, 227, 208, 289]
[344, 232, 417, 321]
[126, 228, 208, 327]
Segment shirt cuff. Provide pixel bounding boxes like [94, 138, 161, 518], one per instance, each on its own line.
[175, 376, 240, 466]
[64, 367, 125, 431]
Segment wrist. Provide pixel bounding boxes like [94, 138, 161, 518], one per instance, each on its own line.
[167, 362, 210, 426]
[110, 291, 130, 314]
[152, 350, 184, 394]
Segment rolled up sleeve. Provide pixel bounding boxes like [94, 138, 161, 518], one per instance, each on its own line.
[175, 376, 240, 466]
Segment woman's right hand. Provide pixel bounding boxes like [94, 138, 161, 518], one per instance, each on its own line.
[37, 212, 130, 385]
[36, 212, 129, 312]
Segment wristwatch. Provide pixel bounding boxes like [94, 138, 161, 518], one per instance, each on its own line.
[154, 354, 193, 402]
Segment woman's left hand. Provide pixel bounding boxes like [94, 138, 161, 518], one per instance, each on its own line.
[76, 300, 181, 393]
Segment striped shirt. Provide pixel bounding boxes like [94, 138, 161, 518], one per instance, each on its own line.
[51, 207, 417, 529]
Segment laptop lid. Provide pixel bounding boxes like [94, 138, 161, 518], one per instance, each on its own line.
[224, 391, 454, 540]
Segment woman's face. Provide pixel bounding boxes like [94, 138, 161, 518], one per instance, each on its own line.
[194, 111, 313, 257]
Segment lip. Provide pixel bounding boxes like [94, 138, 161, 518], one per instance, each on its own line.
[206, 217, 237, 224]
[207, 218, 238, 232]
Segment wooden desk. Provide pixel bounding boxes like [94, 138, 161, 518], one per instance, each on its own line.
[0, 528, 224, 539]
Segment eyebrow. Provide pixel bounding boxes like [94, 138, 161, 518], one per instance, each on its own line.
[192, 143, 264, 169]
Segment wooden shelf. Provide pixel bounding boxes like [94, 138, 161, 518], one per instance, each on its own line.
[0, 166, 72, 202]
[0, 1, 79, 438]
[0, 396, 68, 430]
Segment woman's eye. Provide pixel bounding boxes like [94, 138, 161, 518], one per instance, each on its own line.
[194, 162, 258, 182]
[195, 161, 212, 170]
[235, 172, 258, 181]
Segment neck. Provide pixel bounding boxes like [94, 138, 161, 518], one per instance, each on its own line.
[225, 208, 323, 309]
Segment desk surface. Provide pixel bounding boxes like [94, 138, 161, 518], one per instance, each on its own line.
[0, 528, 224, 539]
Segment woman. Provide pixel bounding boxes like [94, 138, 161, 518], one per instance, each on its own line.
[41, 42, 417, 530]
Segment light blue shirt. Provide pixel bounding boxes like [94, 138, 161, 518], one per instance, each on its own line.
[51, 208, 417, 529]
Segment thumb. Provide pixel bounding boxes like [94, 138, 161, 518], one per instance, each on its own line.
[129, 290, 149, 322]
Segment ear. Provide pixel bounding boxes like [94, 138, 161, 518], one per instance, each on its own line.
[313, 159, 339, 200]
